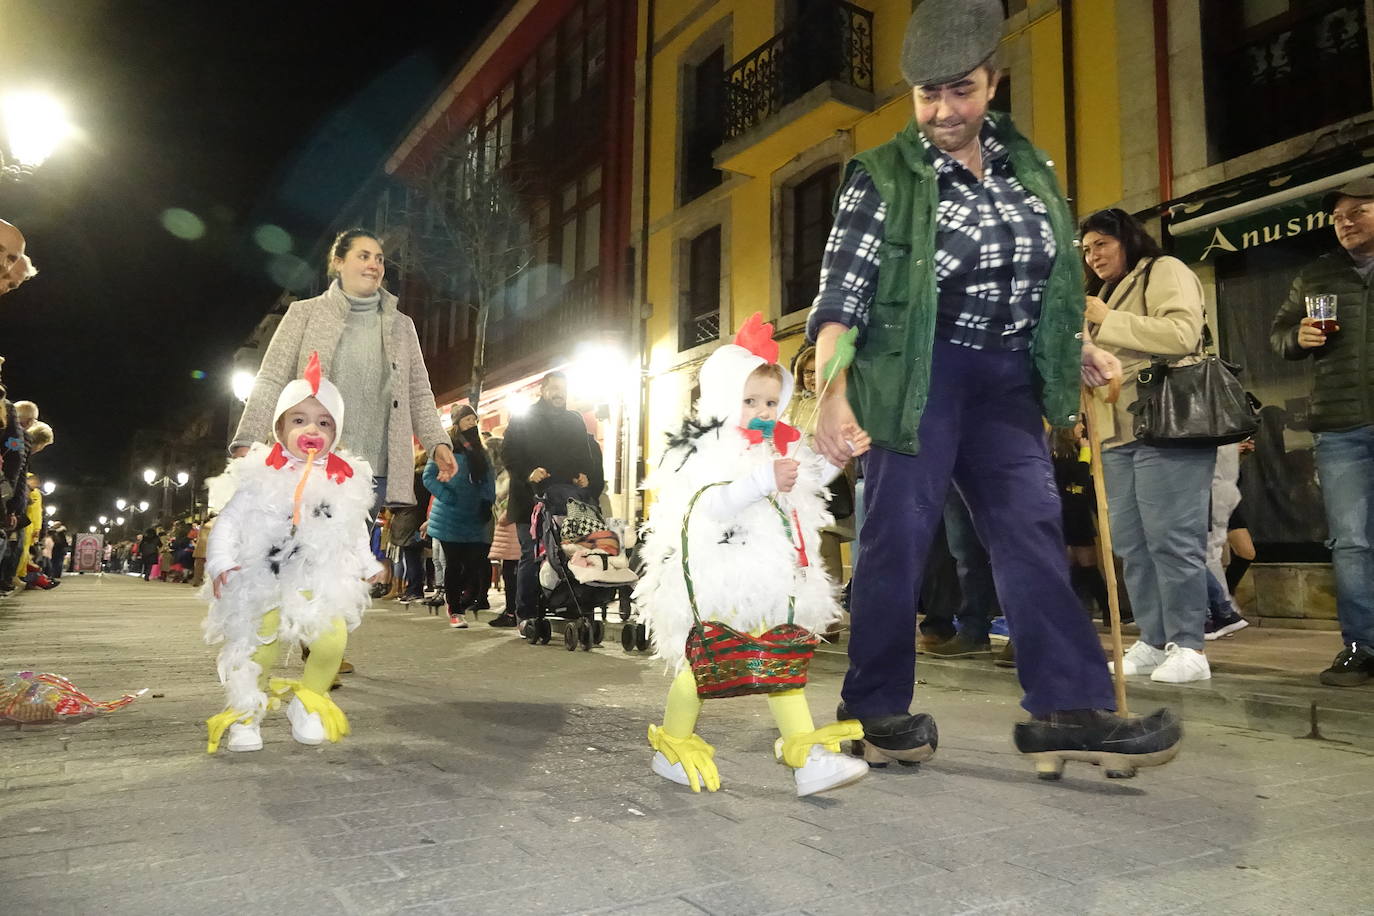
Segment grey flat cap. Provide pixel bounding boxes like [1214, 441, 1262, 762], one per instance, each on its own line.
[1323, 176, 1374, 210]
[901, 0, 1005, 86]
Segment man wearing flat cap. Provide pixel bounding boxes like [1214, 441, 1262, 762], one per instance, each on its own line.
[1270, 178, 1374, 688]
[808, 0, 1183, 777]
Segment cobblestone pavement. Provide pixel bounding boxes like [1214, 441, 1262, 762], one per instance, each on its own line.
[2, 576, 1372, 916]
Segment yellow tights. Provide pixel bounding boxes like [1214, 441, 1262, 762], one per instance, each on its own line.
[205, 611, 350, 752]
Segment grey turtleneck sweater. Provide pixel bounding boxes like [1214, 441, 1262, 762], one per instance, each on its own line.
[333, 288, 392, 476]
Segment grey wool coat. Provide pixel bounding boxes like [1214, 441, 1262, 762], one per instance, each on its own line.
[231, 281, 449, 506]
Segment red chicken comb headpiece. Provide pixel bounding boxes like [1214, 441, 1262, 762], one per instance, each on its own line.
[734, 312, 778, 364]
[304, 351, 322, 396]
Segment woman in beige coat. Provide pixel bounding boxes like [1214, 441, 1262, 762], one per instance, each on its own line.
[1083, 209, 1212, 685]
[231, 229, 456, 508]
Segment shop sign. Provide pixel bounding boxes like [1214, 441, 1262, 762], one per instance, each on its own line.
[1173, 195, 1334, 262]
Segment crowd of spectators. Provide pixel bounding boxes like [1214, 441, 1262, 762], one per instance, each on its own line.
[1, 217, 58, 598]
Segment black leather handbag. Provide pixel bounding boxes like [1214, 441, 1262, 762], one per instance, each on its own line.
[1129, 326, 1260, 448]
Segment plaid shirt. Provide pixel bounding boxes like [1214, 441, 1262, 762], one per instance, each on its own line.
[807, 121, 1057, 351]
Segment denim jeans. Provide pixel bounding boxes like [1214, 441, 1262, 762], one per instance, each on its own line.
[1205, 569, 1234, 619]
[1101, 442, 1215, 651]
[1314, 425, 1374, 648]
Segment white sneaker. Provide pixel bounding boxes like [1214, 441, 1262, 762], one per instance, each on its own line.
[779, 740, 868, 797]
[1110, 641, 1168, 676]
[1151, 643, 1211, 683]
[286, 697, 326, 745]
[226, 722, 262, 752]
[650, 751, 689, 786]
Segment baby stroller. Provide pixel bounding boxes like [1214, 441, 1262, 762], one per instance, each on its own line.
[522, 483, 636, 650]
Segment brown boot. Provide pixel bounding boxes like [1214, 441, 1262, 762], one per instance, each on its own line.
[337, 660, 355, 675]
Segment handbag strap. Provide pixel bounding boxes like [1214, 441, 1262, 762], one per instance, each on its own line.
[681, 482, 797, 627]
[1116, 257, 1212, 364]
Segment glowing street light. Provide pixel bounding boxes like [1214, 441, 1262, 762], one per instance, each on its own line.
[1, 91, 73, 177]
[44, 504, 56, 517]
[41, 480, 56, 495]
[176, 471, 190, 486]
[139, 500, 149, 513]
[115, 516, 125, 526]
[143, 468, 156, 485]
[116, 498, 127, 511]
[232, 370, 256, 403]
[98, 515, 108, 526]
[88, 525, 96, 533]
[145, 469, 191, 523]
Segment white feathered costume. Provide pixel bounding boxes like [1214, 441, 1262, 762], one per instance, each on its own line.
[634, 316, 843, 670]
[201, 356, 381, 721]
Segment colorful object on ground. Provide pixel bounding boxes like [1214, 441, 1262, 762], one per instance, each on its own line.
[0, 672, 146, 725]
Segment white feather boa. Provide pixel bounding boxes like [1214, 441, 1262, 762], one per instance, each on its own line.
[633, 427, 840, 670]
[200, 443, 380, 717]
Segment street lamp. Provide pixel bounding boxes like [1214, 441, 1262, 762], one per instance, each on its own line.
[44, 504, 56, 517]
[145, 468, 190, 523]
[98, 515, 108, 526]
[232, 370, 256, 403]
[41, 480, 56, 495]
[1, 91, 73, 181]
[116, 516, 125, 526]
[88, 525, 96, 533]
[116, 498, 127, 511]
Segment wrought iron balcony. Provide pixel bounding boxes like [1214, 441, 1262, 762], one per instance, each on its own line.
[681, 312, 720, 350]
[724, 1, 874, 142]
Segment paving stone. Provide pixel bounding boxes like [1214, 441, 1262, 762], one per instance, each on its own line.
[4, 576, 1373, 915]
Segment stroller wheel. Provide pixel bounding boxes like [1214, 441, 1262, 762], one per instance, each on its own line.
[591, 620, 604, 646]
[635, 623, 649, 652]
[579, 619, 593, 651]
[621, 623, 636, 653]
[564, 623, 578, 651]
[538, 618, 553, 644]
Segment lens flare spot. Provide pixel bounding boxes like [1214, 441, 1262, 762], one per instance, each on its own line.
[253, 224, 293, 254]
[189, 370, 207, 380]
[268, 253, 313, 291]
[161, 208, 205, 240]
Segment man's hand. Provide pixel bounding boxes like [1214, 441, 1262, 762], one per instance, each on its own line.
[432, 443, 458, 481]
[815, 395, 871, 466]
[774, 458, 800, 493]
[529, 467, 550, 485]
[1084, 295, 1111, 326]
[1297, 316, 1334, 349]
[231, 446, 249, 459]
[572, 472, 589, 489]
[1081, 342, 1121, 389]
[212, 566, 241, 599]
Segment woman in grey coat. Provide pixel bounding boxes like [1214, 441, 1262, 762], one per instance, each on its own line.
[231, 229, 457, 506]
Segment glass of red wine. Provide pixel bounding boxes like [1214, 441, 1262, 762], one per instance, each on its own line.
[1305, 294, 1338, 334]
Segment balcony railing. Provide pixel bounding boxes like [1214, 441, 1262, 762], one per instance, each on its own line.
[680, 312, 720, 350]
[724, 1, 874, 141]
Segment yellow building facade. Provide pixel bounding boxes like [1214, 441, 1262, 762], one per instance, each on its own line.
[635, 0, 1124, 523]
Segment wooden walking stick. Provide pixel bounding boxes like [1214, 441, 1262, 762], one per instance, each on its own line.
[1081, 378, 1129, 716]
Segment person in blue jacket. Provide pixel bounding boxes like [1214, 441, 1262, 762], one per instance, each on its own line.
[424, 404, 495, 629]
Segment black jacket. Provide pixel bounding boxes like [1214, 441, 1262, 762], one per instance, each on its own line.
[502, 399, 598, 523]
[1270, 249, 1374, 432]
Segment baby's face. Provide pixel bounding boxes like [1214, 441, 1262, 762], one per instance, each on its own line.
[279, 397, 336, 460]
[740, 373, 782, 425]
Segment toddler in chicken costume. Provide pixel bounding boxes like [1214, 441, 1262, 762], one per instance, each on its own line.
[635, 313, 871, 797]
[201, 353, 382, 753]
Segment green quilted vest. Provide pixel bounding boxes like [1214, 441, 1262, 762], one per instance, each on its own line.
[844, 114, 1086, 455]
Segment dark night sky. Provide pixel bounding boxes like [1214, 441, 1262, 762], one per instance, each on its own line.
[0, 0, 503, 520]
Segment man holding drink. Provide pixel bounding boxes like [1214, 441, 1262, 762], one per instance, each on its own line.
[1270, 177, 1374, 686]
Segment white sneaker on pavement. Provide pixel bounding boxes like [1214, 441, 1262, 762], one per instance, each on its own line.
[226, 722, 262, 752]
[1151, 643, 1211, 683]
[286, 697, 326, 745]
[650, 751, 689, 786]
[779, 740, 868, 797]
[1110, 640, 1168, 676]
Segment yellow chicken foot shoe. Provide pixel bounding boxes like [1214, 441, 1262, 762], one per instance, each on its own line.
[773, 721, 868, 797]
[647, 725, 720, 793]
[269, 679, 350, 744]
[206, 709, 258, 754]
